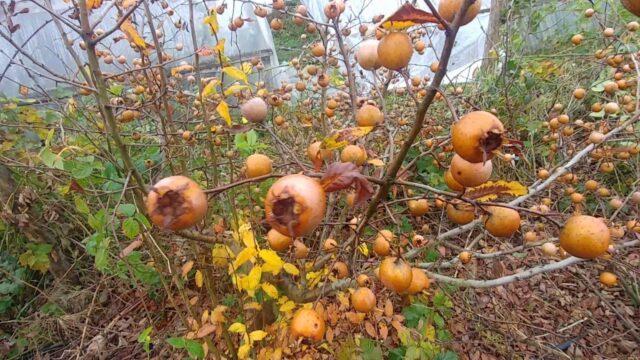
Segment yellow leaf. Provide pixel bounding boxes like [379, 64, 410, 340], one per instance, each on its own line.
[249, 330, 268, 342]
[262, 262, 282, 275]
[242, 62, 253, 75]
[202, 79, 219, 97]
[261, 282, 278, 298]
[367, 159, 384, 167]
[228, 322, 246, 333]
[237, 343, 251, 359]
[222, 66, 249, 84]
[358, 243, 369, 256]
[87, 0, 103, 9]
[244, 265, 262, 291]
[211, 305, 227, 323]
[322, 127, 374, 150]
[211, 245, 230, 268]
[120, 19, 146, 49]
[423, 323, 436, 341]
[238, 222, 256, 248]
[195, 270, 204, 288]
[232, 247, 257, 270]
[466, 180, 528, 202]
[214, 38, 225, 54]
[201, 309, 210, 324]
[259, 249, 284, 267]
[283, 263, 300, 276]
[216, 100, 232, 126]
[279, 301, 295, 313]
[224, 84, 250, 96]
[181, 260, 194, 278]
[203, 11, 219, 34]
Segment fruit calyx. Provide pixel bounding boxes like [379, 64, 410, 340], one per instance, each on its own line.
[480, 129, 504, 161]
[268, 187, 303, 236]
[150, 184, 190, 228]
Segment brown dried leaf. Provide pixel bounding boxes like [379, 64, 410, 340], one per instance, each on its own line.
[379, 322, 388, 340]
[320, 162, 373, 205]
[380, 3, 440, 30]
[326, 326, 334, 344]
[181, 260, 194, 278]
[384, 299, 394, 317]
[364, 321, 377, 338]
[196, 323, 216, 338]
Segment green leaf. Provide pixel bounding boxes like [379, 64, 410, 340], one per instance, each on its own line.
[88, 209, 107, 231]
[117, 204, 136, 217]
[388, 347, 407, 360]
[167, 337, 186, 349]
[39, 147, 64, 169]
[184, 339, 204, 359]
[18, 243, 52, 273]
[116, 251, 160, 287]
[360, 338, 383, 360]
[434, 351, 458, 360]
[433, 313, 444, 328]
[134, 213, 151, 228]
[402, 303, 432, 329]
[424, 249, 439, 262]
[94, 236, 111, 271]
[138, 326, 153, 353]
[40, 302, 64, 316]
[74, 196, 90, 215]
[67, 159, 96, 179]
[122, 218, 140, 239]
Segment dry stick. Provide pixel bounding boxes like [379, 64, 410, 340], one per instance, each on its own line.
[425, 240, 639, 288]
[142, 0, 183, 174]
[77, 0, 146, 194]
[349, 1, 474, 266]
[332, 17, 358, 123]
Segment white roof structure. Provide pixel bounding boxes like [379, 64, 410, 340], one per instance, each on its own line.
[302, 0, 493, 85]
[0, 0, 279, 97]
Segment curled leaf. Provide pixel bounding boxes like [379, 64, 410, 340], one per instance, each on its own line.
[380, 3, 440, 30]
[466, 180, 528, 201]
[320, 162, 374, 206]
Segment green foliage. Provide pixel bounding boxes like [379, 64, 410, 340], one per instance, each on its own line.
[137, 326, 153, 353]
[18, 243, 52, 273]
[166, 337, 204, 359]
[360, 338, 383, 360]
[234, 129, 266, 156]
[389, 291, 456, 359]
[0, 255, 27, 314]
[116, 251, 161, 288]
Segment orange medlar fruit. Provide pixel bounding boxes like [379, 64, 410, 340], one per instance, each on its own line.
[267, 228, 292, 252]
[483, 206, 521, 237]
[559, 215, 610, 259]
[451, 111, 505, 163]
[146, 176, 208, 231]
[379, 257, 413, 293]
[351, 287, 376, 313]
[265, 174, 326, 237]
[290, 308, 325, 342]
